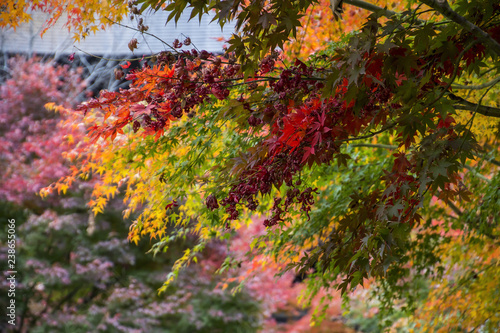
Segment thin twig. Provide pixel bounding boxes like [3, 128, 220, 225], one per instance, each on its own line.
[350, 143, 397, 149]
[74, 46, 156, 62]
[104, 16, 177, 53]
[334, 122, 397, 144]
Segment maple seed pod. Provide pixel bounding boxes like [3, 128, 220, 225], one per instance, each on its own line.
[132, 121, 141, 133]
[206, 194, 219, 211]
[248, 114, 261, 127]
[114, 68, 124, 80]
[128, 38, 138, 51]
[173, 39, 182, 49]
[213, 57, 222, 67]
[199, 50, 210, 60]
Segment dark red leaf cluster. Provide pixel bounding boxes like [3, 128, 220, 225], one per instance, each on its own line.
[75, 38, 473, 228]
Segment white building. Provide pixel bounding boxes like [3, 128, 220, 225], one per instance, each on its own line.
[0, 10, 237, 92]
[0, 10, 235, 57]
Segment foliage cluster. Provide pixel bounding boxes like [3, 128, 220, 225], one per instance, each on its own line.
[0, 56, 309, 333]
[3, 0, 500, 331]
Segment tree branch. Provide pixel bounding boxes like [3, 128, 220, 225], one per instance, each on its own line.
[419, 0, 500, 57]
[449, 93, 500, 118]
[51, 285, 82, 314]
[452, 77, 500, 90]
[464, 164, 491, 183]
[334, 122, 397, 144]
[344, 0, 397, 18]
[445, 199, 463, 216]
[476, 154, 500, 167]
[343, 0, 430, 28]
[350, 143, 397, 149]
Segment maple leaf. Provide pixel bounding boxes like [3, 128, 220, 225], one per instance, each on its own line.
[392, 153, 412, 174]
[120, 61, 132, 69]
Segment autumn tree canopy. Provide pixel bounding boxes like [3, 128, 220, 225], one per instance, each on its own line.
[4, 0, 500, 330]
